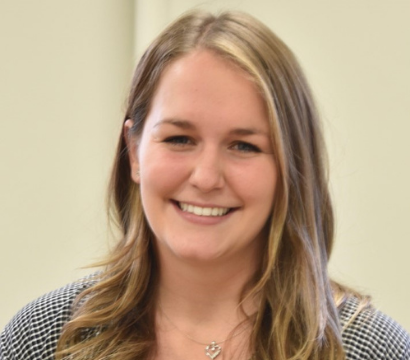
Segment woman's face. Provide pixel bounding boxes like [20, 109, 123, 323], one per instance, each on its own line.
[127, 50, 278, 265]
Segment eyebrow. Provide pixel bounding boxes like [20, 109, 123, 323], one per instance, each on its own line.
[154, 118, 194, 130]
[154, 118, 269, 137]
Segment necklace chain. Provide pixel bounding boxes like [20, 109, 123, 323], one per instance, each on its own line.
[158, 304, 251, 359]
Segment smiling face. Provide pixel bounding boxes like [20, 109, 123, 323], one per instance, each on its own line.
[126, 50, 278, 266]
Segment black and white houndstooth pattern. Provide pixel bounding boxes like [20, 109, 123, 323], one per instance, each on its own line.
[0, 279, 92, 360]
[339, 297, 409, 359]
[1, 277, 409, 359]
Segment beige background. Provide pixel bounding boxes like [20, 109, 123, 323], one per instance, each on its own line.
[1, 0, 409, 331]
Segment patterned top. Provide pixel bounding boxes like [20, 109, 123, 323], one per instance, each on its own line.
[1, 277, 409, 359]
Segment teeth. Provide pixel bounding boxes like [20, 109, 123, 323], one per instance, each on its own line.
[179, 202, 230, 217]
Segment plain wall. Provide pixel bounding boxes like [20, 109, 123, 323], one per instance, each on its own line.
[1, 0, 409, 332]
[0, 1, 134, 328]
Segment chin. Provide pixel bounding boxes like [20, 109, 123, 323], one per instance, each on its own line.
[174, 246, 225, 264]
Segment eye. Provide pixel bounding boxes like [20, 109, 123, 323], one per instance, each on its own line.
[230, 141, 261, 153]
[163, 135, 193, 146]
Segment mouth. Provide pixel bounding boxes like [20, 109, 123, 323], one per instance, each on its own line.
[174, 201, 234, 217]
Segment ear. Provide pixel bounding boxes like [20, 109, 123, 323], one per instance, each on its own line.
[124, 119, 140, 184]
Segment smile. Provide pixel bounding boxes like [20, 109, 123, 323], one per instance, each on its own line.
[178, 202, 230, 217]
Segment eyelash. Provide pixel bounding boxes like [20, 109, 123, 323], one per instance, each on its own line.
[163, 136, 193, 146]
[163, 136, 261, 153]
[230, 141, 261, 153]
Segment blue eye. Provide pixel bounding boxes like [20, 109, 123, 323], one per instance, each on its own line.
[232, 141, 261, 153]
[163, 136, 192, 146]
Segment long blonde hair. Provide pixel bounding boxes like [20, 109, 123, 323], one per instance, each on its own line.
[57, 10, 367, 360]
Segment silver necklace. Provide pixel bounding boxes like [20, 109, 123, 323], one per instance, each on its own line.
[159, 305, 251, 359]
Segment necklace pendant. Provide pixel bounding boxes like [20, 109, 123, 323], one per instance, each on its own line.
[205, 341, 222, 359]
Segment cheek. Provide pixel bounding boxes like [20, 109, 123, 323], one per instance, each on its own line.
[233, 161, 278, 204]
[246, 164, 278, 236]
[140, 151, 191, 195]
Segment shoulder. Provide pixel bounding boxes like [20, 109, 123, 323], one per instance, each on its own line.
[0, 274, 96, 360]
[340, 297, 410, 360]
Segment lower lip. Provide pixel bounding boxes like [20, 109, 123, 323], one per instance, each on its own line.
[172, 201, 235, 225]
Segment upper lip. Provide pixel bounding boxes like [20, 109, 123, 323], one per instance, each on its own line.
[173, 200, 238, 209]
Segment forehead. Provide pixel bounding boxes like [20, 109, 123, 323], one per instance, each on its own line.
[159, 50, 258, 96]
[146, 50, 270, 132]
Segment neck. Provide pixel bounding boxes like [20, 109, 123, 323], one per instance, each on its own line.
[154, 247, 259, 360]
[156, 246, 260, 323]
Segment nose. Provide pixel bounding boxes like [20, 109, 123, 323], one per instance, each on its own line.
[189, 147, 225, 192]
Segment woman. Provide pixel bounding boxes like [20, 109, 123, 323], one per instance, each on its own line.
[1, 10, 408, 360]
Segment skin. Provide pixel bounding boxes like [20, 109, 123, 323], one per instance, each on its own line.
[125, 50, 278, 359]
